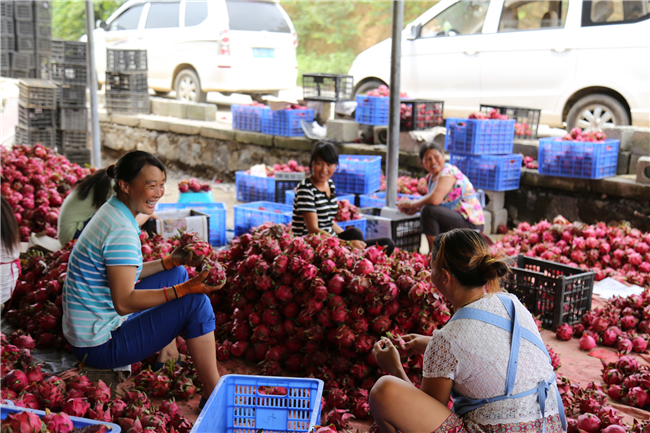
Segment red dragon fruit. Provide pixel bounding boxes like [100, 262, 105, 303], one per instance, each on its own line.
[353, 259, 374, 276]
[150, 373, 172, 397]
[555, 323, 573, 341]
[42, 410, 75, 433]
[607, 384, 626, 401]
[325, 408, 355, 430]
[203, 259, 227, 286]
[628, 386, 650, 409]
[1, 410, 46, 432]
[86, 379, 111, 405]
[577, 413, 601, 433]
[617, 338, 633, 354]
[632, 336, 648, 353]
[579, 334, 596, 351]
[3, 369, 29, 393]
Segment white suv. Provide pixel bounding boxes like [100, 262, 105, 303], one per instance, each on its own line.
[84, 0, 298, 102]
[349, 0, 650, 130]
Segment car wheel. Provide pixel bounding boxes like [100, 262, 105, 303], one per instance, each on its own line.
[174, 69, 206, 103]
[354, 79, 386, 97]
[566, 94, 629, 131]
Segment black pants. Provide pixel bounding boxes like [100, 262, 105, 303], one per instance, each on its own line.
[420, 204, 484, 237]
[337, 227, 395, 257]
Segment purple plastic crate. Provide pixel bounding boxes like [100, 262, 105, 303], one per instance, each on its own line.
[445, 117, 515, 155]
[538, 138, 619, 179]
[261, 108, 314, 137]
[355, 95, 389, 125]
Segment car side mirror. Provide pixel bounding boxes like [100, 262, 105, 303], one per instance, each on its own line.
[407, 23, 421, 40]
[96, 19, 108, 30]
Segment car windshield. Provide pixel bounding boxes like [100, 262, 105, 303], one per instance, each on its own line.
[225, 0, 291, 33]
[420, 0, 490, 37]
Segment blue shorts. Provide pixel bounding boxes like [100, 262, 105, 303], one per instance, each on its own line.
[71, 266, 215, 369]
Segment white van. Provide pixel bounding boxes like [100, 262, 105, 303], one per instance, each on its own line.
[83, 0, 298, 102]
[348, 0, 650, 130]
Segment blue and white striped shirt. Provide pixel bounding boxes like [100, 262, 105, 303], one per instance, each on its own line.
[62, 196, 143, 348]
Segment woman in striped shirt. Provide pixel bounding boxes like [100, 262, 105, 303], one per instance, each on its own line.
[292, 142, 395, 255]
[62, 151, 223, 410]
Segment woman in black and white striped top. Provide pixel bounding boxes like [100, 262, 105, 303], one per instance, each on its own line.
[292, 142, 394, 255]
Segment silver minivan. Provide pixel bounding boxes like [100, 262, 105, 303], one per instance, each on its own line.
[85, 0, 298, 102]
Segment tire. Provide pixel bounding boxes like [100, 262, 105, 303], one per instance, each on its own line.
[354, 79, 386, 97]
[566, 94, 629, 131]
[174, 69, 206, 103]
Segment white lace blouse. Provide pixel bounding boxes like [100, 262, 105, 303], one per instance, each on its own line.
[423, 293, 559, 426]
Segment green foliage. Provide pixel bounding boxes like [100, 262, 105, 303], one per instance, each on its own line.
[283, 1, 438, 83]
[53, 1, 125, 41]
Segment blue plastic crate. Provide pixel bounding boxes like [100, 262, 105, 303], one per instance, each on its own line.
[1, 403, 122, 432]
[231, 104, 269, 132]
[274, 172, 306, 204]
[191, 374, 323, 433]
[450, 153, 523, 192]
[445, 117, 515, 155]
[355, 95, 390, 125]
[538, 138, 620, 179]
[178, 191, 214, 203]
[336, 218, 367, 233]
[285, 190, 355, 206]
[331, 155, 382, 194]
[234, 201, 293, 236]
[156, 202, 228, 246]
[359, 191, 421, 208]
[236, 171, 276, 202]
[261, 109, 314, 137]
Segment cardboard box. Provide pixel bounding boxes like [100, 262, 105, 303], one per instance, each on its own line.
[147, 209, 210, 242]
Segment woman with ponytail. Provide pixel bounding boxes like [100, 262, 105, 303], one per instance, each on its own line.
[62, 151, 222, 411]
[369, 228, 566, 433]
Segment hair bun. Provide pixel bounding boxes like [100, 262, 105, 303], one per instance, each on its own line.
[478, 254, 511, 281]
[105, 164, 116, 179]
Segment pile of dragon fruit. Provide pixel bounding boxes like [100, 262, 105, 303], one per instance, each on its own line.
[178, 178, 211, 193]
[491, 216, 650, 288]
[245, 160, 308, 178]
[334, 199, 362, 223]
[563, 127, 608, 143]
[378, 174, 428, 196]
[601, 355, 650, 411]
[0, 144, 92, 242]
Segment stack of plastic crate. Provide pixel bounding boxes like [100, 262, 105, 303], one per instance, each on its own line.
[15, 78, 57, 147]
[3, 1, 51, 79]
[50, 39, 89, 165]
[445, 117, 522, 234]
[105, 48, 150, 114]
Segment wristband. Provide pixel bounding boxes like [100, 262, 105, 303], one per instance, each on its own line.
[173, 285, 179, 299]
[163, 287, 170, 303]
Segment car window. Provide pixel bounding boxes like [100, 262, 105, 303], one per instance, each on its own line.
[499, 1, 569, 32]
[145, 2, 180, 29]
[109, 4, 144, 31]
[225, 0, 291, 33]
[419, 1, 489, 38]
[582, 0, 650, 26]
[185, 0, 208, 27]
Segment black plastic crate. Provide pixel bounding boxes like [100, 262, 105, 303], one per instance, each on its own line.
[18, 106, 55, 128]
[13, 1, 32, 21]
[15, 125, 55, 147]
[480, 104, 541, 140]
[1, 34, 13, 51]
[11, 52, 32, 71]
[503, 254, 594, 330]
[58, 107, 87, 131]
[105, 71, 148, 92]
[360, 207, 422, 252]
[58, 84, 86, 107]
[1, 68, 9, 78]
[11, 69, 31, 78]
[1, 16, 13, 35]
[18, 78, 57, 108]
[51, 39, 86, 64]
[57, 129, 88, 151]
[105, 91, 150, 114]
[15, 19, 33, 36]
[36, 37, 51, 54]
[400, 99, 444, 131]
[106, 49, 147, 72]
[302, 73, 354, 102]
[50, 62, 87, 85]
[63, 148, 91, 166]
[0, 2, 13, 18]
[34, 1, 51, 22]
[16, 35, 34, 52]
[273, 172, 305, 204]
[0, 52, 10, 69]
[36, 22, 51, 38]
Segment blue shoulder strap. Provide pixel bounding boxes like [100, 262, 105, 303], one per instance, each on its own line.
[448, 294, 566, 432]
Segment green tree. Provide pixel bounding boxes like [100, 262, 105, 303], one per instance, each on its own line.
[53, 1, 124, 41]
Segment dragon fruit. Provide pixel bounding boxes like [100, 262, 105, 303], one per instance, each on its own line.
[617, 338, 633, 354]
[3, 369, 29, 392]
[86, 380, 111, 405]
[42, 410, 75, 433]
[174, 375, 197, 399]
[577, 413, 601, 433]
[202, 259, 227, 286]
[63, 397, 91, 418]
[579, 334, 596, 351]
[555, 323, 573, 341]
[1, 410, 46, 433]
[628, 386, 650, 408]
[607, 384, 626, 401]
[633, 336, 648, 352]
[602, 426, 627, 433]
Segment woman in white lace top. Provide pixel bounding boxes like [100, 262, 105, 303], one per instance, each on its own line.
[369, 229, 566, 433]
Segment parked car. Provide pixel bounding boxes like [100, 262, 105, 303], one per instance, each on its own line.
[82, 0, 298, 102]
[349, 0, 650, 130]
